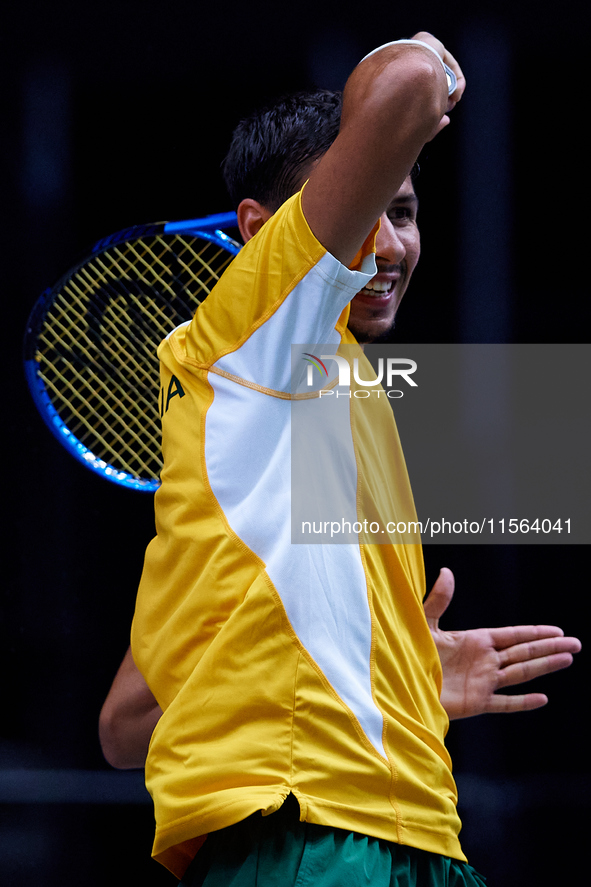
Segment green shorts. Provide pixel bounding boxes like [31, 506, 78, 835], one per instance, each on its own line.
[179, 795, 486, 887]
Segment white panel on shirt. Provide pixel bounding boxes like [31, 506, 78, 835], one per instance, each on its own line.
[205, 373, 387, 759]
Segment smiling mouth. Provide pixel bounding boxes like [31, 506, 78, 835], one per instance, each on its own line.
[357, 279, 395, 299]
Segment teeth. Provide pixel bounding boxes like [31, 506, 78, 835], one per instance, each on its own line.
[361, 280, 392, 295]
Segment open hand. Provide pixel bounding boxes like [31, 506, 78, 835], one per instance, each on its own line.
[424, 567, 582, 719]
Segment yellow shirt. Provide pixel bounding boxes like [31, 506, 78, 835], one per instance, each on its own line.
[131, 190, 465, 878]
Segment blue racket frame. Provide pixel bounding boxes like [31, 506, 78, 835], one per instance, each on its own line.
[24, 212, 241, 492]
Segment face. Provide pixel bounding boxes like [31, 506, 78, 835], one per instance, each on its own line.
[347, 177, 420, 343]
[238, 175, 420, 344]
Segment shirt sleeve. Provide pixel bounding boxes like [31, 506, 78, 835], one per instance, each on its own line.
[170, 189, 378, 394]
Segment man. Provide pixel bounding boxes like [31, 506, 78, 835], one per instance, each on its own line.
[101, 32, 581, 886]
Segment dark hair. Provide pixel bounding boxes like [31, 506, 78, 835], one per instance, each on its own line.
[221, 89, 343, 212]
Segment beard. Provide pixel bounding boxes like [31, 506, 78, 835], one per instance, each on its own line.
[348, 310, 398, 344]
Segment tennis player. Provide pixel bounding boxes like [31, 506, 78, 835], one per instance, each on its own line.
[101, 31, 581, 886]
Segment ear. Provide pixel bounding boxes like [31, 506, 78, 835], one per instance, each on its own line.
[236, 198, 273, 244]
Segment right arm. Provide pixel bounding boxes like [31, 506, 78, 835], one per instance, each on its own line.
[302, 32, 464, 265]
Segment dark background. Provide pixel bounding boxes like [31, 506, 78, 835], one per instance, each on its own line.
[2, 1, 589, 885]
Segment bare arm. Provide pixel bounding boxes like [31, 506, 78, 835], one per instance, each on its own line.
[99, 645, 162, 769]
[302, 33, 465, 265]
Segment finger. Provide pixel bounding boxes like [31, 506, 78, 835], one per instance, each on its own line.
[436, 114, 450, 134]
[497, 651, 577, 689]
[485, 692, 549, 714]
[487, 624, 580, 652]
[423, 567, 455, 624]
[411, 32, 445, 55]
[441, 50, 466, 102]
[497, 634, 582, 668]
[409, 32, 465, 101]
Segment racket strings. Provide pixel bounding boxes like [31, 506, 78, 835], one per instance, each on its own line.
[111, 238, 215, 299]
[40, 357, 161, 474]
[60, 277, 169, 402]
[32, 233, 235, 482]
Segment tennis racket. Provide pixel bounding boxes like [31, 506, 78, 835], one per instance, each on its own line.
[24, 212, 241, 492]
